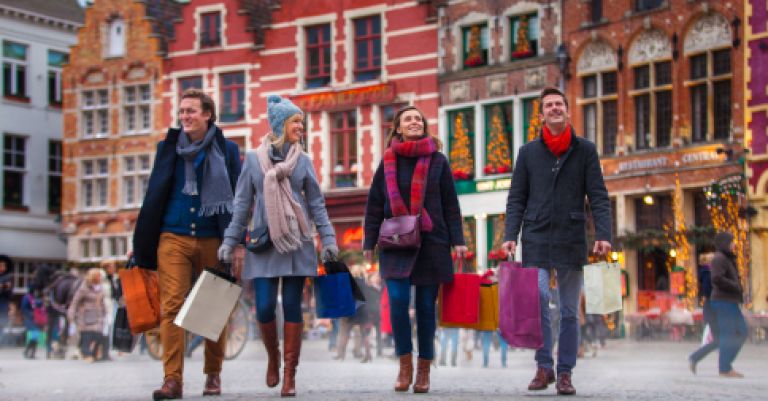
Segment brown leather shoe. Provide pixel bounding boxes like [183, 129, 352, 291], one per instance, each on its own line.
[527, 367, 555, 391]
[281, 322, 303, 397]
[556, 372, 576, 395]
[412, 358, 431, 393]
[152, 377, 182, 400]
[719, 370, 744, 378]
[394, 353, 413, 392]
[202, 373, 221, 396]
[259, 321, 281, 387]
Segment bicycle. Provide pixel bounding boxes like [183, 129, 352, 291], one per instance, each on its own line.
[144, 297, 251, 360]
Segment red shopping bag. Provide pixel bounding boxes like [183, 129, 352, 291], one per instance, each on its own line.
[498, 261, 543, 349]
[438, 260, 481, 326]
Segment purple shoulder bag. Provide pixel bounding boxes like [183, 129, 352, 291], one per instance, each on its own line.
[378, 215, 421, 250]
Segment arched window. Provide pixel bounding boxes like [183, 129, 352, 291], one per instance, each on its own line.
[628, 29, 673, 150]
[577, 40, 617, 155]
[684, 14, 732, 142]
[107, 18, 126, 57]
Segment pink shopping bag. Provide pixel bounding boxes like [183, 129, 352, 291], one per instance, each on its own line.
[498, 261, 543, 349]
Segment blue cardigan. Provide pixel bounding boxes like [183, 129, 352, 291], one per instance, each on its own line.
[132, 126, 241, 270]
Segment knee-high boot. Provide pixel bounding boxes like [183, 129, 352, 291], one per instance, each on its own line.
[259, 321, 281, 388]
[281, 322, 303, 397]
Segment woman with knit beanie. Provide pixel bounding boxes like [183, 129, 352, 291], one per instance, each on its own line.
[363, 105, 467, 393]
[218, 95, 338, 397]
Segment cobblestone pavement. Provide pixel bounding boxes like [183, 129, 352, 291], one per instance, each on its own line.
[1, 338, 766, 401]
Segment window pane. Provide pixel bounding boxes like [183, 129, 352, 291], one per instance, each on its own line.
[690, 54, 707, 79]
[633, 65, 649, 89]
[713, 80, 731, 140]
[602, 100, 617, 154]
[655, 91, 672, 147]
[690, 84, 707, 142]
[655, 61, 671, 85]
[634, 94, 650, 149]
[583, 75, 597, 98]
[583, 103, 597, 143]
[3, 170, 23, 207]
[3, 41, 27, 60]
[48, 175, 61, 213]
[712, 49, 731, 76]
[601, 72, 617, 95]
[47, 50, 68, 67]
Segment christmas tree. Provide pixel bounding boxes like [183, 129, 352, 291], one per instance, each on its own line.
[450, 112, 474, 180]
[487, 215, 506, 264]
[527, 99, 542, 142]
[464, 25, 485, 67]
[512, 15, 534, 58]
[484, 106, 513, 174]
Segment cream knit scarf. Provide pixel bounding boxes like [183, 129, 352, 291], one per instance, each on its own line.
[255, 140, 311, 253]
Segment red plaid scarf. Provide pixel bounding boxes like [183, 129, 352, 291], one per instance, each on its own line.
[383, 136, 436, 231]
[542, 124, 572, 158]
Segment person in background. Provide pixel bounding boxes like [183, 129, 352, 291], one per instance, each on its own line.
[0, 255, 13, 340]
[364, 105, 467, 393]
[67, 268, 107, 363]
[709, 233, 748, 378]
[688, 252, 716, 374]
[218, 95, 338, 397]
[21, 287, 45, 359]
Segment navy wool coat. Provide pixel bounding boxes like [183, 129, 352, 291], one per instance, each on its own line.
[364, 152, 465, 285]
[133, 126, 241, 270]
[504, 131, 611, 269]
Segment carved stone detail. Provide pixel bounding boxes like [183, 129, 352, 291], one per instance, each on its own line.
[628, 29, 672, 64]
[684, 13, 731, 55]
[524, 67, 546, 90]
[487, 74, 507, 97]
[449, 80, 470, 103]
[577, 41, 616, 74]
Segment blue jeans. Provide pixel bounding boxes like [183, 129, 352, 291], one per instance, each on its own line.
[711, 300, 747, 373]
[480, 330, 509, 367]
[537, 267, 582, 374]
[386, 278, 439, 360]
[439, 327, 459, 364]
[689, 300, 719, 364]
[252, 277, 306, 323]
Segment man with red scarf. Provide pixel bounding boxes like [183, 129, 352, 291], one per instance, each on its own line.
[502, 87, 612, 396]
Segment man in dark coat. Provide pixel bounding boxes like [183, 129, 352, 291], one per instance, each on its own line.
[502, 87, 612, 396]
[132, 89, 241, 399]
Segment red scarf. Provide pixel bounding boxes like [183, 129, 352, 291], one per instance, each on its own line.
[542, 124, 572, 158]
[383, 136, 436, 231]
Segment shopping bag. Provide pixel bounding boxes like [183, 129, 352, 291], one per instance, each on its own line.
[583, 262, 623, 315]
[439, 283, 498, 330]
[174, 265, 242, 341]
[112, 306, 137, 352]
[438, 268, 481, 326]
[315, 260, 365, 319]
[498, 261, 543, 349]
[119, 257, 161, 334]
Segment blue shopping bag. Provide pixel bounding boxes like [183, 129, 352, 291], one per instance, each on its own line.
[314, 271, 357, 318]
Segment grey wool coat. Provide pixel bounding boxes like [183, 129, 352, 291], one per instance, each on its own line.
[222, 146, 336, 279]
[504, 131, 612, 269]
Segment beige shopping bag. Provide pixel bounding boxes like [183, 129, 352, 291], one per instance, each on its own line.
[583, 262, 623, 315]
[174, 267, 242, 341]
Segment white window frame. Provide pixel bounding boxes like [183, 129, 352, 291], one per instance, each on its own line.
[80, 158, 109, 211]
[47, 50, 68, 106]
[121, 153, 152, 208]
[81, 89, 110, 138]
[80, 235, 129, 262]
[577, 70, 619, 155]
[106, 18, 126, 58]
[2, 40, 28, 98]
[195, 5, 227, 53]
[2, 134, 27, 208]
[122, 84, 152, 135]
[295, 13, 337, 91]
[343, 6, 387, 85]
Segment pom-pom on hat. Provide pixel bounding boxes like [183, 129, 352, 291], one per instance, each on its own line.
[267, 95, 302, 138]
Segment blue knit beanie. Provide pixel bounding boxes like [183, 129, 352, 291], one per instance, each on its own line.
[267, 95, 302, 138]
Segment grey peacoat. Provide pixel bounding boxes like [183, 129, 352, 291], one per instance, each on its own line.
[504, 131, 612, 269]
[222, 146, 336, 279]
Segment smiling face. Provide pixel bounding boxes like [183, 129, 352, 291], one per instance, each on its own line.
[178, 97, 212, 141]
[283, 114, 304, 144]
[540, 93, 570, 134]
[396, 109, 426, 141]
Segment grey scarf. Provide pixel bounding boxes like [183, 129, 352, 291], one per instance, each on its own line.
[176, 124, 233, 216]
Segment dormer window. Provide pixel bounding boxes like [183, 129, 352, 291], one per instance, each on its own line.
[200, 12, 222, 49]
[107, 19, 126, 57]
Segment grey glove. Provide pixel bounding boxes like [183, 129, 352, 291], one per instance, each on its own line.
[322, 244, 339, 262]
[217, 243, 233, 263]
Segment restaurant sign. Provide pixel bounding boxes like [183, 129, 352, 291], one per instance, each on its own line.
[601, 146, 724, 176]
[290, 83, 396, 112]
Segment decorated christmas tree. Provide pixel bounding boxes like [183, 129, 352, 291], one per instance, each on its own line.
[450, 112, 474, 180]
[527, 99, 542, 142]
[464, 25, 484, 67]
[487, 215, 507, 264]
[484, 106, 513, 174]
[512, 15, 534, 59]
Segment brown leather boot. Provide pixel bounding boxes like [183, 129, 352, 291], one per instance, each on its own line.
[394, 353, 413, 392]
[152, 377, 182, 400]
[412, 358, 431, 393]
[259, 321, 281, 387]
[527, 367, 555, 391]
[281, 322, 303, 397]
[556, 372, 576, 395]
[202, 373, 221, 396]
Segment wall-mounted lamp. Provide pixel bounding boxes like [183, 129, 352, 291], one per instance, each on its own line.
[671, 33, 679, 61]
[732, 16, 741, 49]
[556, 44, 571, 81]
[643, 194, 654, 205]
[617, 45, 624, 71]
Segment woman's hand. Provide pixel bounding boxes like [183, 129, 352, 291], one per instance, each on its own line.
[363, 250, 373, 262]
[453, 245, 468, 259]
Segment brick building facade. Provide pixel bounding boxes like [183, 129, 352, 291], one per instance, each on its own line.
[562, 0, 744, 312]
[61, 0, 180, 265]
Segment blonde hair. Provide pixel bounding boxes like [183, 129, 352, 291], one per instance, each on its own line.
[267, 113, 303, 149]
[86, 268, 103, 284]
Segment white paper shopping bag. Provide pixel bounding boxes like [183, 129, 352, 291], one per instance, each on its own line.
[583, 262, 622, 315]
[174, 268, 242, 341]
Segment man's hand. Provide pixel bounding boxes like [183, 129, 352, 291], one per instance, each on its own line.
[453, 245, 468, 259]
[592, 240, 611, 257]
[502, 241, 516, 259]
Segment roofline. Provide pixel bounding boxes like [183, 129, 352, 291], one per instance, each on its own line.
[0, 4, 83, 32]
